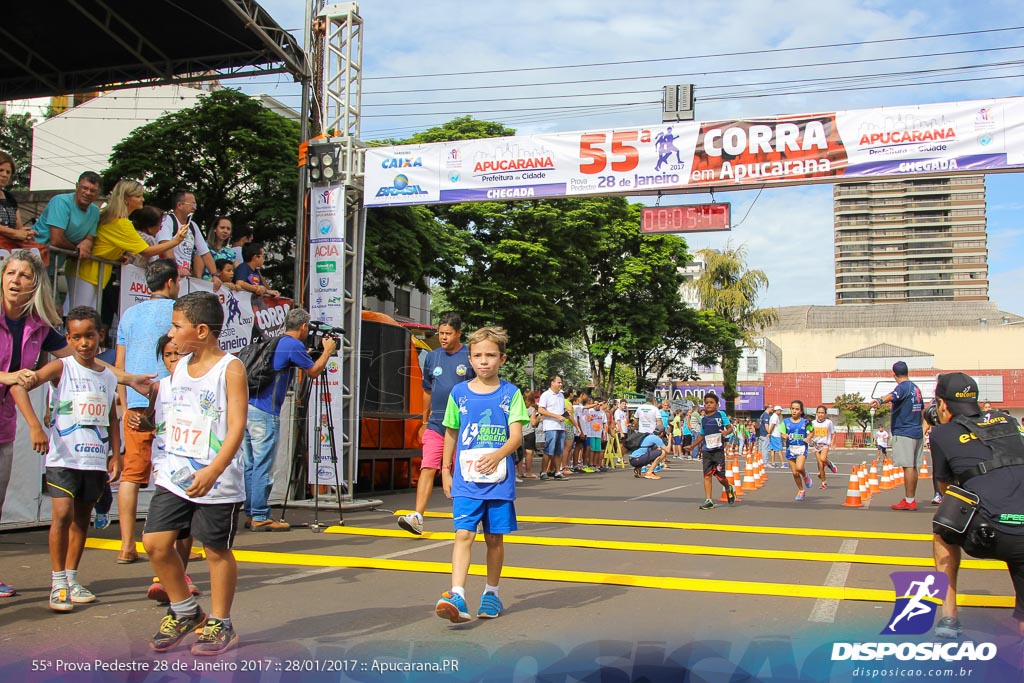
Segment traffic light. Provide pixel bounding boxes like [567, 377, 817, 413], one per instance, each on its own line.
[307, 140, 343, 185]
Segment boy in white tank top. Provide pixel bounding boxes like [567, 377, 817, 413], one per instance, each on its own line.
[2, 306, 119, 613]
[141, 291, 248, 656]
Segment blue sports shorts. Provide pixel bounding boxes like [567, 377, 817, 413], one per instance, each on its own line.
[452, 498, 518, 534]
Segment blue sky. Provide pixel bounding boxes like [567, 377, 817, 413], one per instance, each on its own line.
[249, 0, 1024, 314]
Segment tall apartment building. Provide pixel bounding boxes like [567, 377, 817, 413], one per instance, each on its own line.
[833, 175, 988, 304]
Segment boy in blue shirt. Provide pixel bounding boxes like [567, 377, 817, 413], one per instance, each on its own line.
[435, 327, 527, 623]
[685, 393, 735, 510]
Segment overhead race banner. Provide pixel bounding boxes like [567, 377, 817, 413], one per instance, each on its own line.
[364, 96, 1024, 206]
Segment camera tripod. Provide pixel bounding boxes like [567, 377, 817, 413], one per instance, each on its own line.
[281, 356, 345, 532]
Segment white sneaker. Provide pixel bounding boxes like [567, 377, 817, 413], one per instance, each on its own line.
[69, 583, 96, 604]
[398, 513, 423, 535]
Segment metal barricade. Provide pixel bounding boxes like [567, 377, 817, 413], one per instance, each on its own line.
[46, 244, 121, 321]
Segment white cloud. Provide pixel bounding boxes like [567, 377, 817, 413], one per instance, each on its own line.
[682, 185, 836, 308]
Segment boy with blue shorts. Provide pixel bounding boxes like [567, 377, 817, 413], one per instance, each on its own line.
[435, 326, 527, 623]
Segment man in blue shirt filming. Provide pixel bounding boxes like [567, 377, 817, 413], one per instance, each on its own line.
[242, 308, 336, 531]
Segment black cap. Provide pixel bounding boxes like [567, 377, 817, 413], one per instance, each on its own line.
[892, 361, 909, 376]
[935, 372, 981, 416]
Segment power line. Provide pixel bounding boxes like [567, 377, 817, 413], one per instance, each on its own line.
[359, 44, 1024, 95]
[362, 25, 1024, 80]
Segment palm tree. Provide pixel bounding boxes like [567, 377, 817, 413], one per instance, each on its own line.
[694, 243, 777, 415]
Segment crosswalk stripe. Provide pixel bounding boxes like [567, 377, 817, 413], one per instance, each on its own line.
[83, 537, 1012, 608]
[396, 510, 933, 542]
[327, 525, 1003, 570]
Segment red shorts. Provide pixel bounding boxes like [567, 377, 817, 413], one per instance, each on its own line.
[121, 408, 155, 484]
[421, 428, 444, 470]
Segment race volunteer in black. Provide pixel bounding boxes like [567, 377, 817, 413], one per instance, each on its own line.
[930, 372, 1024, 639]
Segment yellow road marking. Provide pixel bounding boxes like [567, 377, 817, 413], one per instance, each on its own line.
[83, 538, 1012, 608]
[325, 525, 1003, 570]
[398, 510, 934, 542]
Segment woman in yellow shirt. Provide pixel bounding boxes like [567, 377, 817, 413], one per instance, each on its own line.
[64, 180, 186, 312]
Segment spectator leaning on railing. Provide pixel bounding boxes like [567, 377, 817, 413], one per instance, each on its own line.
[64, 180, 187, 312]
[32, 171, 101, 260]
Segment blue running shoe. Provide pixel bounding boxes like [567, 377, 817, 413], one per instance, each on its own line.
[435, 591, 471, 623]
[653, 464, 663, 473]
[94, 513, 110, 530]
[477, 592, 503, 619]
[934, 616, 963, 639]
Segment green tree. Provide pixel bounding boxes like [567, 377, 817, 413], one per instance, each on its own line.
[361, 116, 515, 302]
[694, 243, 777, 415]
[103, 89, 300, 292]
[0, 111, 34, 188]
[832, 392, 886, 439]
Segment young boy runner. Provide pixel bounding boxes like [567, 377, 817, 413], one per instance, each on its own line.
[435, 327, 527, 623]
[3, 306, 119, 611]
[142, 291, 248, 655]
[141, 335, 200, 603]
[685, 393, 735, 510]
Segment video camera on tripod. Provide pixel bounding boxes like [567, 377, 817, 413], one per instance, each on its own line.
[307, 320, 344, 358]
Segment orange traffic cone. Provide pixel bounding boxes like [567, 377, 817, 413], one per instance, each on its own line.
[842, 469, 863, 507]
[868, 462, 881, 495]
[742, 454, 757, 492]
[731, 458, 745, 497]
[755, 455, 765, 488]
[920, 454, 931, 479]
[880, 459, 893, 490]
[719, 458, 738, 501]
[860, 462, 874, 500]
[895, 464, 905, 487]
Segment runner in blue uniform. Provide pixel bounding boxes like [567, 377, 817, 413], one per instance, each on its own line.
[780, 400, 814, 501]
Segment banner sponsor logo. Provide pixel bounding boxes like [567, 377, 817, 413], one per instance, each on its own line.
[375, 174, 428, 197]
[315, 187, 339, 208]
[315, 261, 337, 273]
[381, 156, 423, 169]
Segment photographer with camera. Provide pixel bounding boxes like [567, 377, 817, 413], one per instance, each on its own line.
[241, 308, 337, 532]
[929, 372, 1024, 639]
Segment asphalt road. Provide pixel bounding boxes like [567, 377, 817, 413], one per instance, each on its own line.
[0, 449, 1020, 682]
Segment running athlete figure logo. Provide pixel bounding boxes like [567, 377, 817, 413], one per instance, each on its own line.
[887, 574, 938, 632]
[654, 127, 683, 171]
[225, 291, 242, 327]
